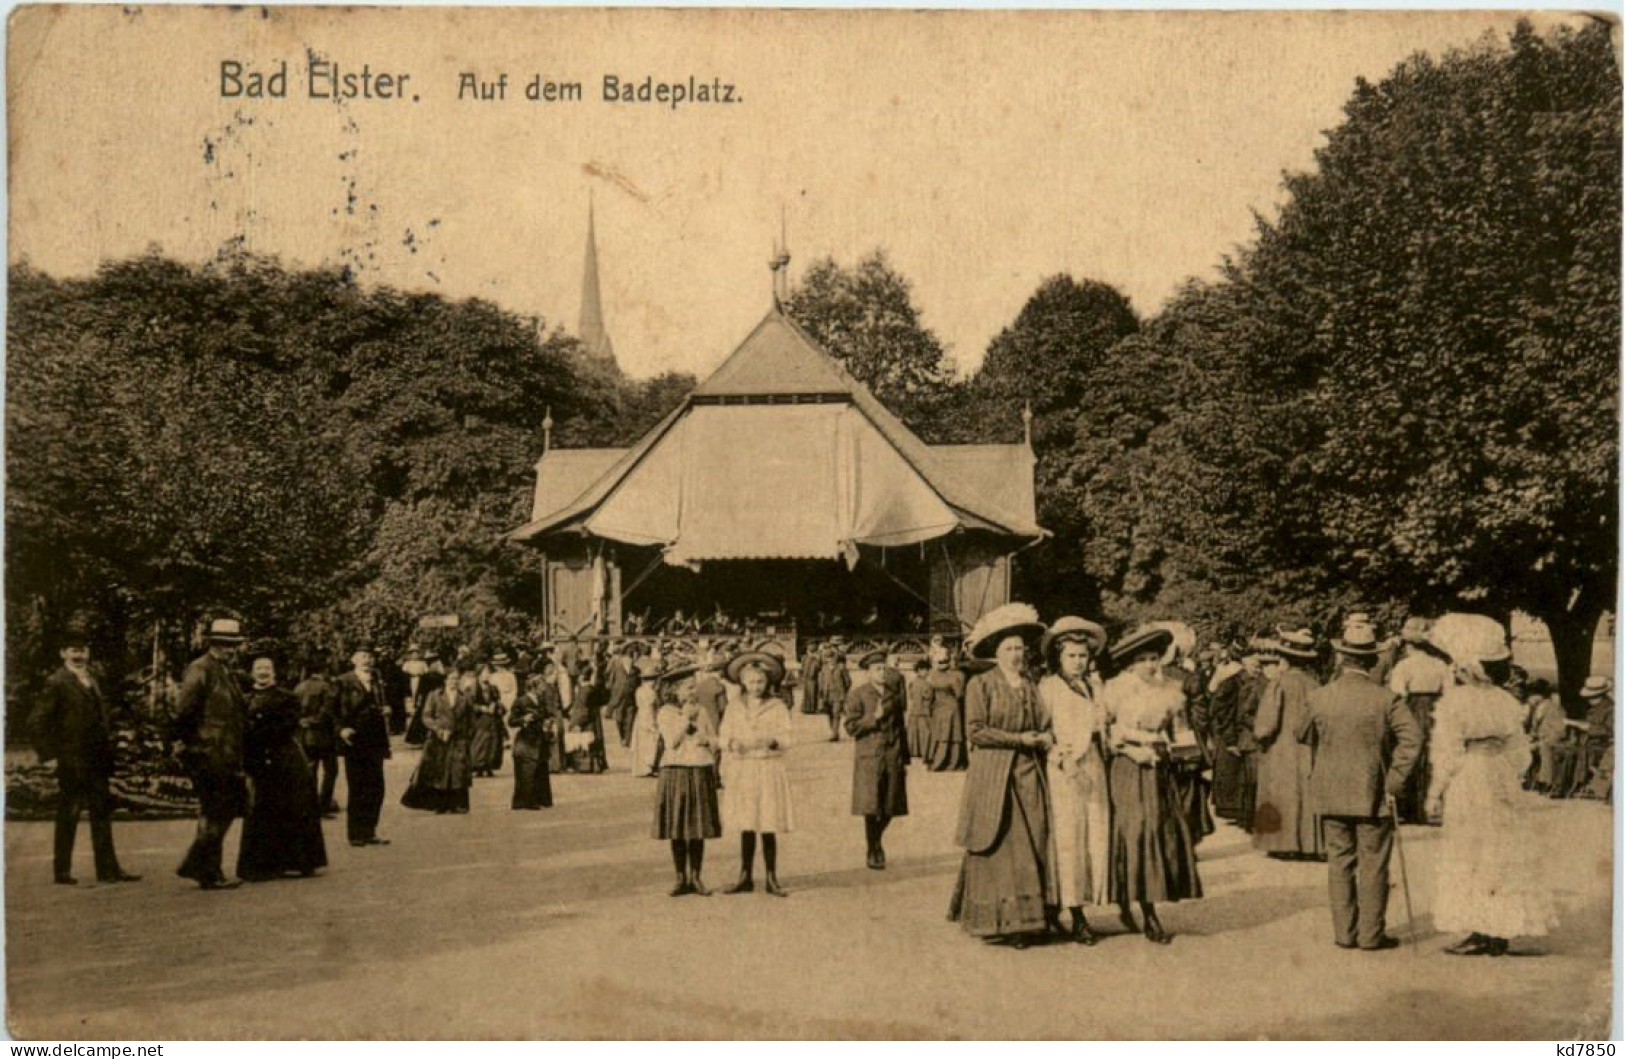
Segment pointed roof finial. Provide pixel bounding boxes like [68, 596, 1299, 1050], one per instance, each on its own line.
[542, 405, 554, 455]
[1022, 400, 1034, 449]
[769, 205, 792, 309]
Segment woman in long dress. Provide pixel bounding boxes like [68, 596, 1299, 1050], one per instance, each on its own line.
[652, 663, 722, 896]
[628, 676, 662, 778]
[238, 654, 327, 880]
[926, 644, 968, 771]
[719, 650, 795, 896]
[948, 603, 1059, 946]
[509, 677, 554, 810]
[1039, 616, 1111, 944]
[905, 659, 934, 760]
[1252, 629, 1323, 858]
[468, 675, 507, 777]
[1101, 626, 1203, 944]
[403, 668, 475, 814]
[1425, 613, 1558, 956]
[565, 662, 609, 774]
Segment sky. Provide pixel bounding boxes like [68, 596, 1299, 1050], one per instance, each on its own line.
[7, 7, 1578, 379]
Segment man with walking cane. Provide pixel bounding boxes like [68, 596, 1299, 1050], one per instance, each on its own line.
[1295, 622, 1422, 951]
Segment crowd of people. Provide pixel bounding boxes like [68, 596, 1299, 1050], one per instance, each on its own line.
[28, 603, 1608, 959]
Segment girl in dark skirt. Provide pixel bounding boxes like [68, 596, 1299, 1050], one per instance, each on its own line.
[652, 663, 721, 896]
[1100, 626, 1203, 944]
[239, 654, 328, 880]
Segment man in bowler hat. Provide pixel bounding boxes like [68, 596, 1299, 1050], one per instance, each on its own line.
[171, 617, 249, 890]
[1296, 622, 1422, 950]
[31, 626, 140, 886]
[334, 642, 392, 846]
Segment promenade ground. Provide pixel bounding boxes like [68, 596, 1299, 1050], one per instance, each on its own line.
[5, 714, 1613, 1039]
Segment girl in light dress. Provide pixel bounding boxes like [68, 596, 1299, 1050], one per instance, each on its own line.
[1038, 617, 1111, 945]
[719, 649, 795, 896]
[652, 663, 721, 896]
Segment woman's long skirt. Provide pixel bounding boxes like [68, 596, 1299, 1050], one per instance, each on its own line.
[1049, 749, 1111, 907]
[1108, 757, 1202, 904]
[402, 733, 473, 812]
[511, 752, 553, 809]
[1434, 751, 1557, 937]
[1212, 748, 1256, 830]
[906, 712, 933, 761]
[629, 711, 661, 777]
[948, 753, 1056, 936]
[929, 703, 967, 772]
[653, 765, 721, 840]
[470, 714, 506, 774]
[238, 745, 328, 878]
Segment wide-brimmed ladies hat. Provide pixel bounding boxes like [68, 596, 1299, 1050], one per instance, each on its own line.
[1042, 616, 1108, 659]
[656, 661, 702, 686]
[968, 603, 1045, 660]
[1580, 676, 1613, 699]
[1274, 627, 1318, 660]
[1426, 613, 1510, 666]
[205, 617, 247, 644]
[726, 648, 786, 686]
[1109, 625, 1175, 664]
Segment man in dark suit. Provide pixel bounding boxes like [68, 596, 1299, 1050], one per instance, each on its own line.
[605, 643, 640, 747]
[30, 626, 140, 886]
[171, 617, 249, 890]
[1296, 623, 1422, 951]
[293, 649, 340, 816]
[334, 642, 392, 847]
[843, 650, 910, 869]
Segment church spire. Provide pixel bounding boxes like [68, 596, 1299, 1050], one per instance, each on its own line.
[578, 196, 617, 364]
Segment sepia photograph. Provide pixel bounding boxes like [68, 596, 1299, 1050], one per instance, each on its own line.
[2, 5, 1619, 1040]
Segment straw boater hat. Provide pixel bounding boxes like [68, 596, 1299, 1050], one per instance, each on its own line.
[1109, 625, 1176, 665]
[490, 648, 512, 667]
[1331, 622, 1381, 657]
[726, 645, 787, 686]
[1580, 676, 1613, 699]
[1042, 616, 1108, 659]
[206, 617, 247, 644]
[1274, 627, 1318, 661]
[967, 603, 1045, 660]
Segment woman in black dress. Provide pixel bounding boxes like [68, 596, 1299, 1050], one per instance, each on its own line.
[510, 675, 555, 810]
[239, 653, 328, 881]
[402, 666, 475, 814]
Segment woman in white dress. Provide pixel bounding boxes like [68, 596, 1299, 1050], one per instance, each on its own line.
[1039, 616, 1111, 945]
[628, 679, 661, 777]
[1425, 613, 1558, 956]
[719, 649, 795, 896]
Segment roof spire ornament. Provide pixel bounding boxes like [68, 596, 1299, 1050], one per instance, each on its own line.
[769, 205, 791, 308]
[1022, 400, 1034, 449]
[542, 406, 554, 455]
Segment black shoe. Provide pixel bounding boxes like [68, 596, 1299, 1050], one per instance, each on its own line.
[668, 878, 693, 897]
[98, 871, 141, 884]
[349, 840, 369, 847]
[689, 878, 712, 897]
[873, 844, 887, 870]
[764, 876, 788, 897]
[365, 837, 391, 846]
[1360, 935, 1401, 951]
[1445, 933, 1492, 956]
[725, 875, 754, 894]
[53, 874, 78, 886]
[199, 877, 242, 891]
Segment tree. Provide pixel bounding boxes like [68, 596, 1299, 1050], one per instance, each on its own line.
[1232, 20, 1619, 704]
[783, 251, 961, 440]
[967, 275, 1142, 615]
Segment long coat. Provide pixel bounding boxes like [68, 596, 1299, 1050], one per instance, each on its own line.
[820, 653, 851, 718]
[842, 671, 909, 817]
[172, 653, 247, 778]
[1295, 668, 1421, 819]
[1252, 665, 1322, 853]
[800, 649, 823, 715]
[416, 682, 474, 790]
[954, 670, 1049, 854]
[333, 671, 392, 761]
[32, 667, 116, 780]
[292, 675, 338, 757]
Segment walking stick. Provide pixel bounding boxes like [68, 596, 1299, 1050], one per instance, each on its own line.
[1387, 795, 1420, 955]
